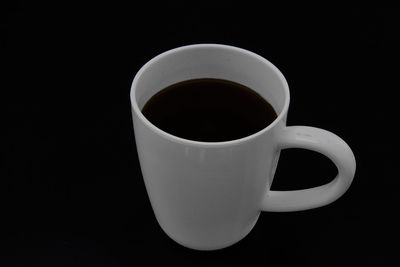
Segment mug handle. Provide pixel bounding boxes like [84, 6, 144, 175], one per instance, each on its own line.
[262, 126, 356, 212]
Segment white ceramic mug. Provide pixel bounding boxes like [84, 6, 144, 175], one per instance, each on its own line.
[130, 44, 356, 250]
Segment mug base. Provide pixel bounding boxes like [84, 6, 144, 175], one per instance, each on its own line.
[158, 213, 260, 251]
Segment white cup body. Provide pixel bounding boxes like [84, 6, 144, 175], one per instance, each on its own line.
[130, 44, 290, 250]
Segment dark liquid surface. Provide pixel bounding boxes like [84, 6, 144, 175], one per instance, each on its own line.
[141, 78, 277, 142]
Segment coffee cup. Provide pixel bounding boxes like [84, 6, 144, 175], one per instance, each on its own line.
[130, 44, 356, 250]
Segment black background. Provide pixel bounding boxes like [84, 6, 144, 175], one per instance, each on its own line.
[2, 3, 399, 266]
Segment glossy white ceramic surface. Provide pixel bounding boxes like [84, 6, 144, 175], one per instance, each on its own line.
[130, 44, 356, 250]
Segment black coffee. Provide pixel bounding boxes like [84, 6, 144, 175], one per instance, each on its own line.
[141, 78, 277, 142]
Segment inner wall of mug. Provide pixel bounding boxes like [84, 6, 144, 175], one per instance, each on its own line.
[134, 44, 287, 117]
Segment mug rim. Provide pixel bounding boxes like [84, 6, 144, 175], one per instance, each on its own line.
[130, 43, 290, 147]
